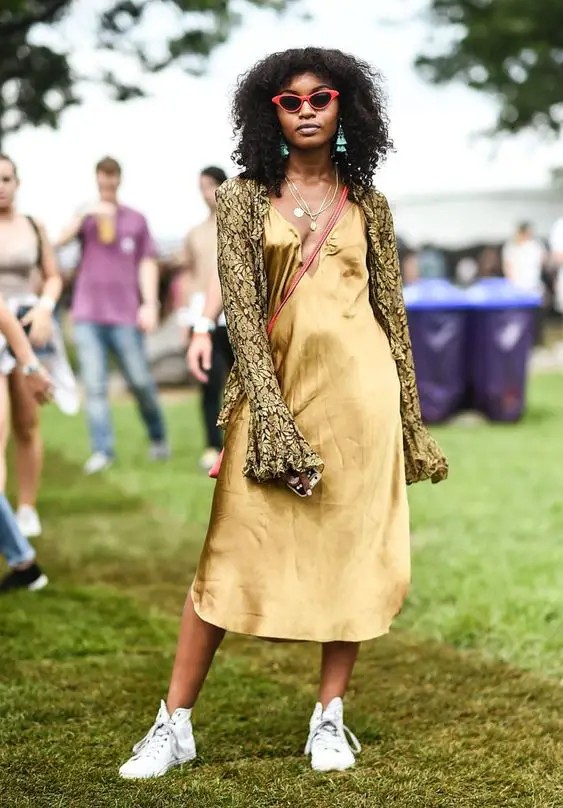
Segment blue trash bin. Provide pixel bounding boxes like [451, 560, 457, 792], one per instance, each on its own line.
[404, 279, 468, 423]
[464, 278, 541, 421]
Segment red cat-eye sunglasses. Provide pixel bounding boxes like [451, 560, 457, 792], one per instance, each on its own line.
[272, 89, 340, 113]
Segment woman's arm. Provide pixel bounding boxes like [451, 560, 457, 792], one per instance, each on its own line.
[0, 298, 52, 403]
[216, 180, 323, 481]
[20, 221, 63, 347]
[0, 300, 37, 367]
[37, 221, 63, 304]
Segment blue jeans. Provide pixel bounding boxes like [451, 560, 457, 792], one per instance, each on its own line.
[73, 322, 166, 456]
[0, 494, 35, 567]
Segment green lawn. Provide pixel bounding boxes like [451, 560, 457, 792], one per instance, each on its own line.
[1, 376, 562, 807]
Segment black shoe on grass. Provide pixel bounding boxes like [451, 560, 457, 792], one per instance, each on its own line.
[0, 563, 48, 594]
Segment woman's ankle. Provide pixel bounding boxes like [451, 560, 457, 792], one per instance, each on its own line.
[166, 694, 195, 715]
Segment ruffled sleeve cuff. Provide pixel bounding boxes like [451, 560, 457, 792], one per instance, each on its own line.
[403, 425, 448, 485]
[243, 407, 324, 482]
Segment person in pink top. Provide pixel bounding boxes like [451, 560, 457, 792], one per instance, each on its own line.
[58, 157, 169, 474]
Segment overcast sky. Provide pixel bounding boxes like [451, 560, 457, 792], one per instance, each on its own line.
[6, 0, 563, 239]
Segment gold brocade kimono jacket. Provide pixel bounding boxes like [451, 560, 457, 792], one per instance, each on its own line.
[215, 177, 448, 485]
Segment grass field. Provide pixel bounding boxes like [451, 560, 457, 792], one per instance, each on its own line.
[1, 375, 562, 807]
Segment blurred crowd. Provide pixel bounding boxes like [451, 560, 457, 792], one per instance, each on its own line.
[398, 219, 563, 319]
[0, 153, 230, 593]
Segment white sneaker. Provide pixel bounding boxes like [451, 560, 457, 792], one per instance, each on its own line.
[304, 697, 361, 772]
[149, 441, 171, 461]
[119, 700, 196, 779]
[16, 506, 42, 538]
[83, 452, 113, 475]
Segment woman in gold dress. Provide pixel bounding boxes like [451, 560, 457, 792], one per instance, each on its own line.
[119, 47, 447, 780]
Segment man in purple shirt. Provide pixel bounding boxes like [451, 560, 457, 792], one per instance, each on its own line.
[58, 157, 168, 474]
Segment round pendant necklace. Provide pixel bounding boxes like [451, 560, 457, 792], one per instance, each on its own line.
[286, 166, 339, 231]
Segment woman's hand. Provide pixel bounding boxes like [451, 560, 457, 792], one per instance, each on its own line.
[284, 470, 312, 496]
[187, 332, 213, 383]
[20, 306, 53, 347]
[24, 366, 54, 405]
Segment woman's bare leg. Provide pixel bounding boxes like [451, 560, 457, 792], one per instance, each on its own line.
[0, 376, 10, 492]
[318, 642, 360, 707]
[166, 593, 225, 713]
[9, 369, 42, 508]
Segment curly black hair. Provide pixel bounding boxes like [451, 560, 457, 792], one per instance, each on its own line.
[231, 47, 393, 198]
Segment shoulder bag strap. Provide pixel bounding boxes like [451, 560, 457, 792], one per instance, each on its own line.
[266, 186, 349, 337]
[26, 215, 44, 274]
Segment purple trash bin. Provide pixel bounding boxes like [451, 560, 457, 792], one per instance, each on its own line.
[404, 279, 468, 423]
[465, 278, 541, 422]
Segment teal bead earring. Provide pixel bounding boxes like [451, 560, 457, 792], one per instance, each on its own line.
[280, 138, 289, 158]
[336, 121, 347, 153]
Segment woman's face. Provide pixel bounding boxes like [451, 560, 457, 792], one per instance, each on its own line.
[0, 159, 18, 211]
[275, 71, 340, 153]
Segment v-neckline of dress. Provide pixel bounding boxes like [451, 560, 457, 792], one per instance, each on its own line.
[269, 202, 353, 278]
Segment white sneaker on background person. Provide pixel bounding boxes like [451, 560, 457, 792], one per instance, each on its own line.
[15, 505, 42, 538]
[304, 697, 361, 772]
[83, 452, 113, 475]
[119, 700, 196, 779]
[149, 441, 171, 461]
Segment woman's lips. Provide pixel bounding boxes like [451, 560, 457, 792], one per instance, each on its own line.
[296, 124, 321, 135]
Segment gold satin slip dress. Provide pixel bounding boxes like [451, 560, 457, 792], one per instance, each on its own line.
[192, 202, 410, 643]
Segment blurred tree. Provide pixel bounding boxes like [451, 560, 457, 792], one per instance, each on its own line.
[415, 0, 563, 135]
[0, 0, 296, 148]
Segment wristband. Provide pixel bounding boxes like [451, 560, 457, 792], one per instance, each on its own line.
[193, 316, 216, 335]
[38, 296, 56, 313]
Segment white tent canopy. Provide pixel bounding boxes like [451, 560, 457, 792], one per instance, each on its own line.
[391, 187, 563, 249]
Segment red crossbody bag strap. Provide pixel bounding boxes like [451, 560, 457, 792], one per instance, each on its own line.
[267, 186, 349, 337]
[209, 185, 349, 480]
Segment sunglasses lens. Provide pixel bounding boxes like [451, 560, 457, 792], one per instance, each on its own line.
[310, 91, 333, 110]
[279, 95, 302, 112]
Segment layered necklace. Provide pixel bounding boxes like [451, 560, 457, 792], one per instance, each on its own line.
[285, 166, 339, 231]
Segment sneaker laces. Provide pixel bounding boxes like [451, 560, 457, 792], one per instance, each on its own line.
[304, 717, 362, 756]
[131, 720, 179, 760]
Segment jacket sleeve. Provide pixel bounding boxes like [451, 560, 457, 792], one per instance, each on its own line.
[216, 180, 324, 481]
[375, 192, 448, 484]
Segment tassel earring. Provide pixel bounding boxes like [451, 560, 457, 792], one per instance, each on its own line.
[336, 121, 347, 153]
[280, 138, 289, 158]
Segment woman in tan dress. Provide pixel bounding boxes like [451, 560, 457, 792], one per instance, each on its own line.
[119, 47, 447, 780]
